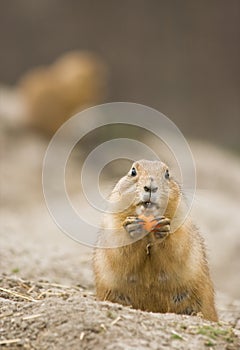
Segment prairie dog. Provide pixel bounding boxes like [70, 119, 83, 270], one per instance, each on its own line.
[93, 160, 218, 321]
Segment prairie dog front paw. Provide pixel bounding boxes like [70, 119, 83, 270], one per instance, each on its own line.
[151, 217, 171, 239]
[123, 216, 147, 239]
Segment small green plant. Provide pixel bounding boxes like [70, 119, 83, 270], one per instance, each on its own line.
[197, 325, 235, 343]
[204, 339, 215, 347]
[106, 310, 117, 319]
[11, 268, 20, 273]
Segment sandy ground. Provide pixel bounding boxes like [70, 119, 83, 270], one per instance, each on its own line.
[0, 275, 239, 350]
[1, 127, 240, 349]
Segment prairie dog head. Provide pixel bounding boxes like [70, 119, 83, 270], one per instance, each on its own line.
[110, 159, 180, 218]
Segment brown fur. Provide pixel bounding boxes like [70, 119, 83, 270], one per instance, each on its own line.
[93, 160, 218, 321]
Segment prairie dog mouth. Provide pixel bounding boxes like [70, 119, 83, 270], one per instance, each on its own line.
[138, 201, 159, 209]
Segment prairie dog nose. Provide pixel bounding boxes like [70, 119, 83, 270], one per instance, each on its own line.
[143, 179, 158, 193]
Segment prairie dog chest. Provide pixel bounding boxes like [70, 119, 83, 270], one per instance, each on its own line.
[112, 243, 181, 289]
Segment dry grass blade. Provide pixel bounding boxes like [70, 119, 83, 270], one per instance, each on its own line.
[171, 330, 187, 341]
[0, 287, 38, 302]
[22, 313, 42, 320]
[80, 332, 85, 340]
[37, 282, 74, 289]
[27, 285, 36, 294]
[100, 323, 107, 331]
[0, 338, 21, 345]
[0, 311, 14, 319]
[36, 289, 70, 299]
[110, 316, 121, 326]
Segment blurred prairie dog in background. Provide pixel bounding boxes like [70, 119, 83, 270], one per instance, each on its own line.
[0, 51, 108, 135]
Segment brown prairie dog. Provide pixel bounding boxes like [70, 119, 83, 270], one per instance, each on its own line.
[93, 160, 218, 322]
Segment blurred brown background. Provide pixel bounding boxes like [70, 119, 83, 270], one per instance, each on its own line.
[0, 0, 239, 149]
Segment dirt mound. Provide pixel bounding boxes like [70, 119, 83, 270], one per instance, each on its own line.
[0, 276, 239, 350]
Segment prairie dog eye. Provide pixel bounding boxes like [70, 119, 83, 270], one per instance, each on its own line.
[130, 167, 137, 177]
[165, 169, 170, 179]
